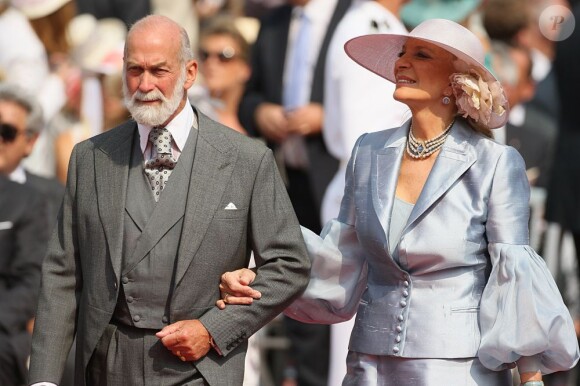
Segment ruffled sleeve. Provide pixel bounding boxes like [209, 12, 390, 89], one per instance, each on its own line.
[478, 146, 580, 374]
[284, 134, 368, 324]
[283, 222, 368, 324]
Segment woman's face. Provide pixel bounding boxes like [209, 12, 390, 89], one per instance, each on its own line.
[393, 38, 456, 109]
[199, 34, 250, 97]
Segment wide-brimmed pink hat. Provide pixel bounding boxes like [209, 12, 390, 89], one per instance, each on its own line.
[344, 18, 508, 129]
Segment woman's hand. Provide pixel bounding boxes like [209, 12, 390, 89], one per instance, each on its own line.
[216, 269, 261, 309]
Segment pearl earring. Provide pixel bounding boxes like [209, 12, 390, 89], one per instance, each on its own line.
[442, 96, 451, 105]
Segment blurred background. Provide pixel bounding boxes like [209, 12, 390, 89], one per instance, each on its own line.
[1, 0, 579, 385]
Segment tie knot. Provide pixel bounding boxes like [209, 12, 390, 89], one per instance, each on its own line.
[149, 127, 173, 155]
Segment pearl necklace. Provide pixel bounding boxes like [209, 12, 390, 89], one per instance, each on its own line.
[406, 120, 454, 159]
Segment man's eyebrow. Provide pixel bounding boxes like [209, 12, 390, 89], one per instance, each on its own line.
[125, 60, 169, 68]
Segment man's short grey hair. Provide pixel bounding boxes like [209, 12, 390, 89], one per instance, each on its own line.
[178, 26, 194, 63]
[0, 83, 44, 134]
[125, 15, 194, 65]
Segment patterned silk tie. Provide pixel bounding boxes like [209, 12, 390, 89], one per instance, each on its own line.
[144, 127, 177, 201]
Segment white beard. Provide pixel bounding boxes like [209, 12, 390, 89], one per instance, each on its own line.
[123, 67, 186, 127]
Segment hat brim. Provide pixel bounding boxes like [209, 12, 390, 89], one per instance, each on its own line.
[344, 33, 508, 129]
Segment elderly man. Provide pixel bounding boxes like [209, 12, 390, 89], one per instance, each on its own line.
[28, 15, 310, 386]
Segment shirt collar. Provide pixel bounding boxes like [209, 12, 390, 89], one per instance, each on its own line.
[138, 103, 197, 155]
[8, 165, 26, 184]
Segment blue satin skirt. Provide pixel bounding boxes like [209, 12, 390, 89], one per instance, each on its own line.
[343, 352, 512, 386]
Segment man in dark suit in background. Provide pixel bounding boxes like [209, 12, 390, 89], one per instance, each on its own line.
[238, 0, 351, 384]
[28, 15, 310, 386]
[0, 84, 67, 386]
[0, 109, 50, 384]
[0, 84, 64, 227]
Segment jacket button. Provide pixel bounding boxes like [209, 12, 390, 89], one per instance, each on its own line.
[402, 290, 409, 297]
[162, 315, 168, 323]
[400, 300, 407, 307]
[395, 335, 401, 343]
[127, 296, 134, 303]
[393, 346, 400, 353]
[226, 344, 232, 350]
[122, 276, 129, 284]
[403, 280, 409, 287]
[398, 315, 404, 321]
[133, 315, 141, 322]
[396, 326, 403, 333]
[114, 282, 117, 289]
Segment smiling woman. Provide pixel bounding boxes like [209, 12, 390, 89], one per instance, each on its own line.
[218, 18, 579, 386]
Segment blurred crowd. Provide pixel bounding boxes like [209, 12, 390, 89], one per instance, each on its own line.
[1, 0, 580, 385]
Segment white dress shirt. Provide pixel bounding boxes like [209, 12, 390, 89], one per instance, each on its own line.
[8, 165, 27, 184]
[138, 103, 197, 161]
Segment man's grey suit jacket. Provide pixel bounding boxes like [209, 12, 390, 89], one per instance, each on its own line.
[28, 110, 311, 386]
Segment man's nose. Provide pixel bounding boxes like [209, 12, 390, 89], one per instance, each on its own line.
[138, 72, 155, 93]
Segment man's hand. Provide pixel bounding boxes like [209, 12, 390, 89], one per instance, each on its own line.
[156, 319, 211, 361]
[255, 103, 290, 143]
[286, 103, 323, 136]
[216, 269, 260, 309]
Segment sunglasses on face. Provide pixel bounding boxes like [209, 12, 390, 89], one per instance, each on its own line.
[0, 123, 23, 143]
[199, 47, 240, 63]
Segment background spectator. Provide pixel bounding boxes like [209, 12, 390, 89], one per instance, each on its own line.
[0, 84, 55, 386]
[190, 16, 251, 134]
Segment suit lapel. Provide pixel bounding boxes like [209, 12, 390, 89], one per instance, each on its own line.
[405, 120, 477, 230]
[269, 6, 292, 102]
[174, 113, 238, 286]
[371, 124, 408, 248]
[95, 122, 136, 281]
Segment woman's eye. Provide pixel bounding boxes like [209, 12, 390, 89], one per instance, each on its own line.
[416, 52, 430, 59]
[397, 51, 405, 58]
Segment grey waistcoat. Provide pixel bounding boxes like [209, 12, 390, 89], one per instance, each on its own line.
[113, 128, 198, 329]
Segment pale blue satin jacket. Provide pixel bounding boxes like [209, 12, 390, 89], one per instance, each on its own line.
[285, 118, 580, 374]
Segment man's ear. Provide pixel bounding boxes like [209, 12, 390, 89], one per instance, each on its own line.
[184, 60, 198, 89]
[24, 132, 39, 157]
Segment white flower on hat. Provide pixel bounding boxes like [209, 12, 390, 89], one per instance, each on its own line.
[450, 68, 507, 127]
